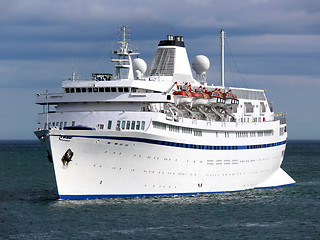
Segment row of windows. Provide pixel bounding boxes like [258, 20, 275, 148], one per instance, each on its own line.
[97, 120, 146, 131]
[44, 121, 75, 129]
[43, 120, 146, 131]
[116, 120, 146, 131]
[152, 121, 274, 138]
[152, 122, 202, 137]
[65, 87, 130, 93]
[236, 130, 274, 138]
[240, 117, 266, 123]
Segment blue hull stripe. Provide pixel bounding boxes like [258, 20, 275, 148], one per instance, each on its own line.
[53, 134, 286, 151]
[59, 183, 296, 200]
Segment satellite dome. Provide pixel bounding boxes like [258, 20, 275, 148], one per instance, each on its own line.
[192, 55, 210, 74]
[133, 58, 147, 74]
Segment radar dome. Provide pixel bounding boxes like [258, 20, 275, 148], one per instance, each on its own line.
[133, 58, 147, 74]
[192, 55, 210, 74]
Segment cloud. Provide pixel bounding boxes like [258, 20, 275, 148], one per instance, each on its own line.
[0, 0, 319, 139]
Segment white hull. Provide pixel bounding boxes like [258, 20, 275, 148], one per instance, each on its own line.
[35, 124, 295, 200]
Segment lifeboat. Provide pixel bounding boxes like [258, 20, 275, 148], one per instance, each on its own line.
[208, 88, 225, 107]
[191, 88, 210, 107]
[224, 90, 239, 106]
[173, 84, 193, 106]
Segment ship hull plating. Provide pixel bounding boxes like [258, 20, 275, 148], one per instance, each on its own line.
[35, 129, 295, 200]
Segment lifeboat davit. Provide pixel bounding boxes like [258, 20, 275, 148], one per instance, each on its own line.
[208, 88, 225, 107]
[224, 90, 239, 106]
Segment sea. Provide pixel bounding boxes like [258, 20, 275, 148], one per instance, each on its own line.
[0, 140, 319, 239]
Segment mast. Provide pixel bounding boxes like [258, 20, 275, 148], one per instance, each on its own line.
[220, 29, 225, 88]
[111, 26, 139, 80]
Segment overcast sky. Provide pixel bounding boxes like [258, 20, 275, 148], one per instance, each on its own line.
[0, 0, 319, 139]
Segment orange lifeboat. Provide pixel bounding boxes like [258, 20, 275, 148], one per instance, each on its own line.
[191, 88, 210, 107]
[208, 88, 225, 106]
[173, 83, 193, 105]
[224, 90, 239, 105]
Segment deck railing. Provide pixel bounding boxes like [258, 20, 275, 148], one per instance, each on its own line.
[273, 112, 287, 124]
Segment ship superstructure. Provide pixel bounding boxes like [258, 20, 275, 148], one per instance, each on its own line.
[35, 26, 295, 200]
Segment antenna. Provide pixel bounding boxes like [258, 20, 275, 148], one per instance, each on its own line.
[220, 29, 225, 88]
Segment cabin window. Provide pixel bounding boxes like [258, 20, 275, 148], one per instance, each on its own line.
[72, 121, 75, 126]
[59, 122, 63, 129]
[118, 87, 124, 92]
[99, 88, 104, 92]
[194, 130, 202, 137]
[81, 88, 87, 93]
[44, 123, 47, 129]
[65, 88, 70, 93]
[111, 87, 117, 92]
[116, 121, 121, 130]
[93, 88, 98, 92]
[88, 88, 92, 92]
[121, 121, 126, 130]
[76, 88, 81, 93]
[152, 121, 166, 130]
[141, 121, 145, 130]
[136, 121, 141, 130]
[260, 102, 266, 113]
[124, 87, 129, 92]
[244, 102, 254, 113]
[48, 122, 52, 129]
[131, 121, 136, 130]
[105, 87, 110, 92]
[98, 124, 104, 130]
[168, 125, 180, 132]
[64, 122, 67, 127]
[126, 121, 130, 130]
[70, 88, 75, 93]
[107, 120, 112, 129]
[182, 127, 192, 134]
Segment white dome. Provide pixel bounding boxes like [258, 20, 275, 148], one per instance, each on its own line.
[133, 58, 147, 74]
[192, 55, 210, 74]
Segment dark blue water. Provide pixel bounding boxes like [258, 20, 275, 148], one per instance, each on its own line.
[0, 140, 319, 239]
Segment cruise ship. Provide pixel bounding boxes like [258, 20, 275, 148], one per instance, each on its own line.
[35, 26, 295, 200]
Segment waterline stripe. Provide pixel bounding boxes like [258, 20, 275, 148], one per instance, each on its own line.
[59, 183, 296, 200]
[53, 134, 286, 150]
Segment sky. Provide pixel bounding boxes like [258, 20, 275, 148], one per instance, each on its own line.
[0, 0, 319, 140]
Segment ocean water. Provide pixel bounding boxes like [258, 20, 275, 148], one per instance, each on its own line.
[0, 140, 319, 239]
